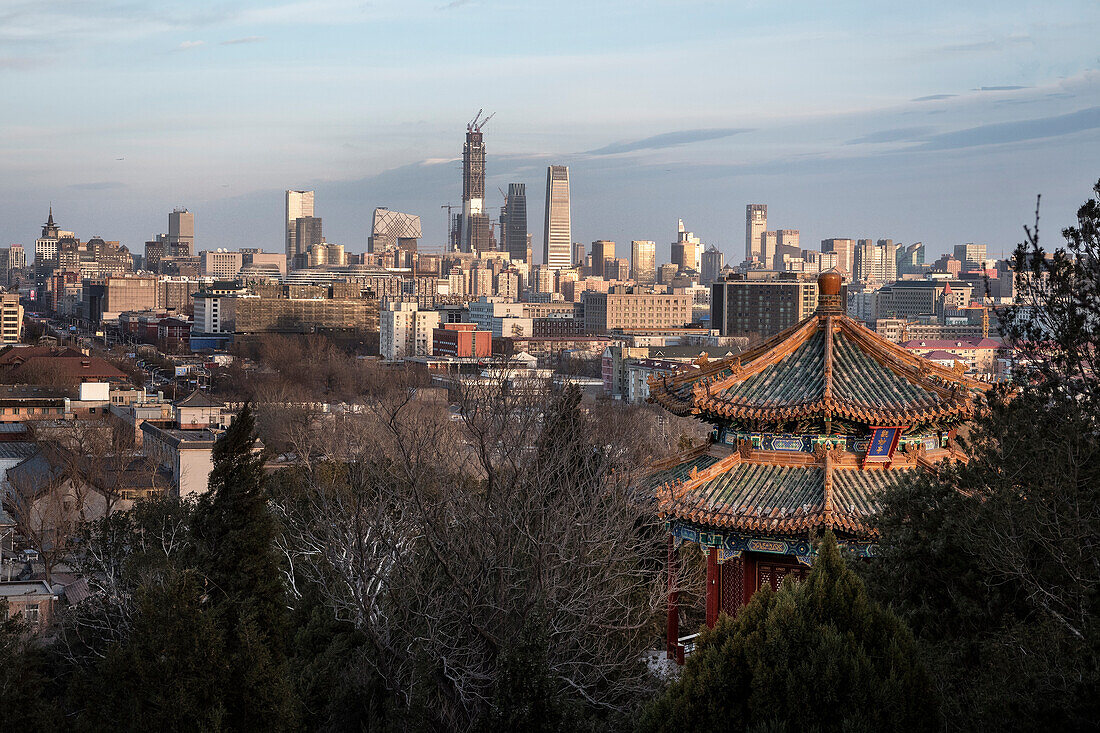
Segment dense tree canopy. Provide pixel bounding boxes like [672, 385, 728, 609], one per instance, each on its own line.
[643, 532, 934, 733]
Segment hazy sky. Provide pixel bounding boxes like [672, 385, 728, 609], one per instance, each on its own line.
[2, 0, 1099, 264]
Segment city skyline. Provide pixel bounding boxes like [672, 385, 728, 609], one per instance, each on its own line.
[2, 1, 1099, 262]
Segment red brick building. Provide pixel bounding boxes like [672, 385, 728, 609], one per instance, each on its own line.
[432, 323, 491, 358]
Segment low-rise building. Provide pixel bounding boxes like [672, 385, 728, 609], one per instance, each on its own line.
[433, 323, 491, 358]
[582, 289, 692, 333]
[141, 422, 216, 498]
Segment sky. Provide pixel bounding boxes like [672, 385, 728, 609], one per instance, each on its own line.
[2, 0, 1100, 265]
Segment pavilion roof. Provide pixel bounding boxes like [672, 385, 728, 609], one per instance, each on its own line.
[651, 442, 941, 538]
[648, 310, 988, 429]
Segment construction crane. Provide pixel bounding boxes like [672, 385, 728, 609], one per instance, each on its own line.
[441, 204, 461, 251]
[467, 109, 496, 132]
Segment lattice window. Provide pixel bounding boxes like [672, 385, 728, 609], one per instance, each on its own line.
[756, 562, 808, 593]
[720, 559, 744, 614]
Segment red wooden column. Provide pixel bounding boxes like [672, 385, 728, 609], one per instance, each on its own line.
[705, 547, 720, 627]
[666, 534, 679, 658]
[742, 554, 757, 606]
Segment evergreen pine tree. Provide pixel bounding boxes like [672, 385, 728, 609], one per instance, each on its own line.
[189, 403, 297, 730]
[73, 570, 229, 733]
[643, 532, 934, 733]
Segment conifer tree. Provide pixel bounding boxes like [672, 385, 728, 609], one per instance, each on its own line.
[189, 403, 297, 730]
[643, 532, 934, 733]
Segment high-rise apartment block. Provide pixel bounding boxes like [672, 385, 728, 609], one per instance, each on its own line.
[745, 204, 767, 262]
[285, 190, 315, 262]
[631, 240, 656, 286]
[853, 239, 897, 284]
[380, 301, 441, 360]
[0, 245, 26, 274]
[590, 240, 616, 278]
[502, 184, 528, 263]
[0, 293, 23, 344]
[543, 166, 571, 269]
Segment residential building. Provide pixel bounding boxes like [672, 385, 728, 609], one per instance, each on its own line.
[582, 289, 693, 333]
[0, 293, 23, 344]
[141, 421, 216, 498]
[543, 166, 571, 269]
[381, 301, 441, 360]
[901, 337, 1003, 372]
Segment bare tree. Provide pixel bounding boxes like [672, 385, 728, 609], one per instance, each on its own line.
[273, 373, 671, 729]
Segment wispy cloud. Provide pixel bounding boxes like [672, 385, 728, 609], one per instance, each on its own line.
[175, 40, 204, 51]
[918, 106, 1100, 150]
[0, 56, 47, 70]
[912, 94, 956, 102]
[220, 36, 266, 45]
[585, 128, 753, 156]
[67, 181, 126, 191]
[437, 0, 473, 9]
[977, 85, 1029, 91]
[846, 126, 934, 145]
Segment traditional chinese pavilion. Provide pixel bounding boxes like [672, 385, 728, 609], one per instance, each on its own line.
[647, 272, 987, 661]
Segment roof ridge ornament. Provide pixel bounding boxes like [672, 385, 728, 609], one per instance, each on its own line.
[816, 270, 844, 314]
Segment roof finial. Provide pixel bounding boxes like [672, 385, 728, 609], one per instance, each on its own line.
[816, 270, 844, 313]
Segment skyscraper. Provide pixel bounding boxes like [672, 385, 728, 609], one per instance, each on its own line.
[369, 208, 421, 253]
[745, 204, 767, 262]
[701, 245, 724, 284]
[573, 242, 586, 269]
[821, 238, 855, 276]
[168, 208, 194, 255]
[631, 240, 656, 286]
[460, 113, 492, 253]
[672, 219, 702, 273]
[295, 217, 323, 253]
[503, 183, 528, 263]
[590, 240, 615, 278]
[543, 165, 571, 269]
[285, 190, 315, 260]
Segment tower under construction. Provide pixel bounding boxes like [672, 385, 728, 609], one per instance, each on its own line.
[460, 110, 494, 253]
